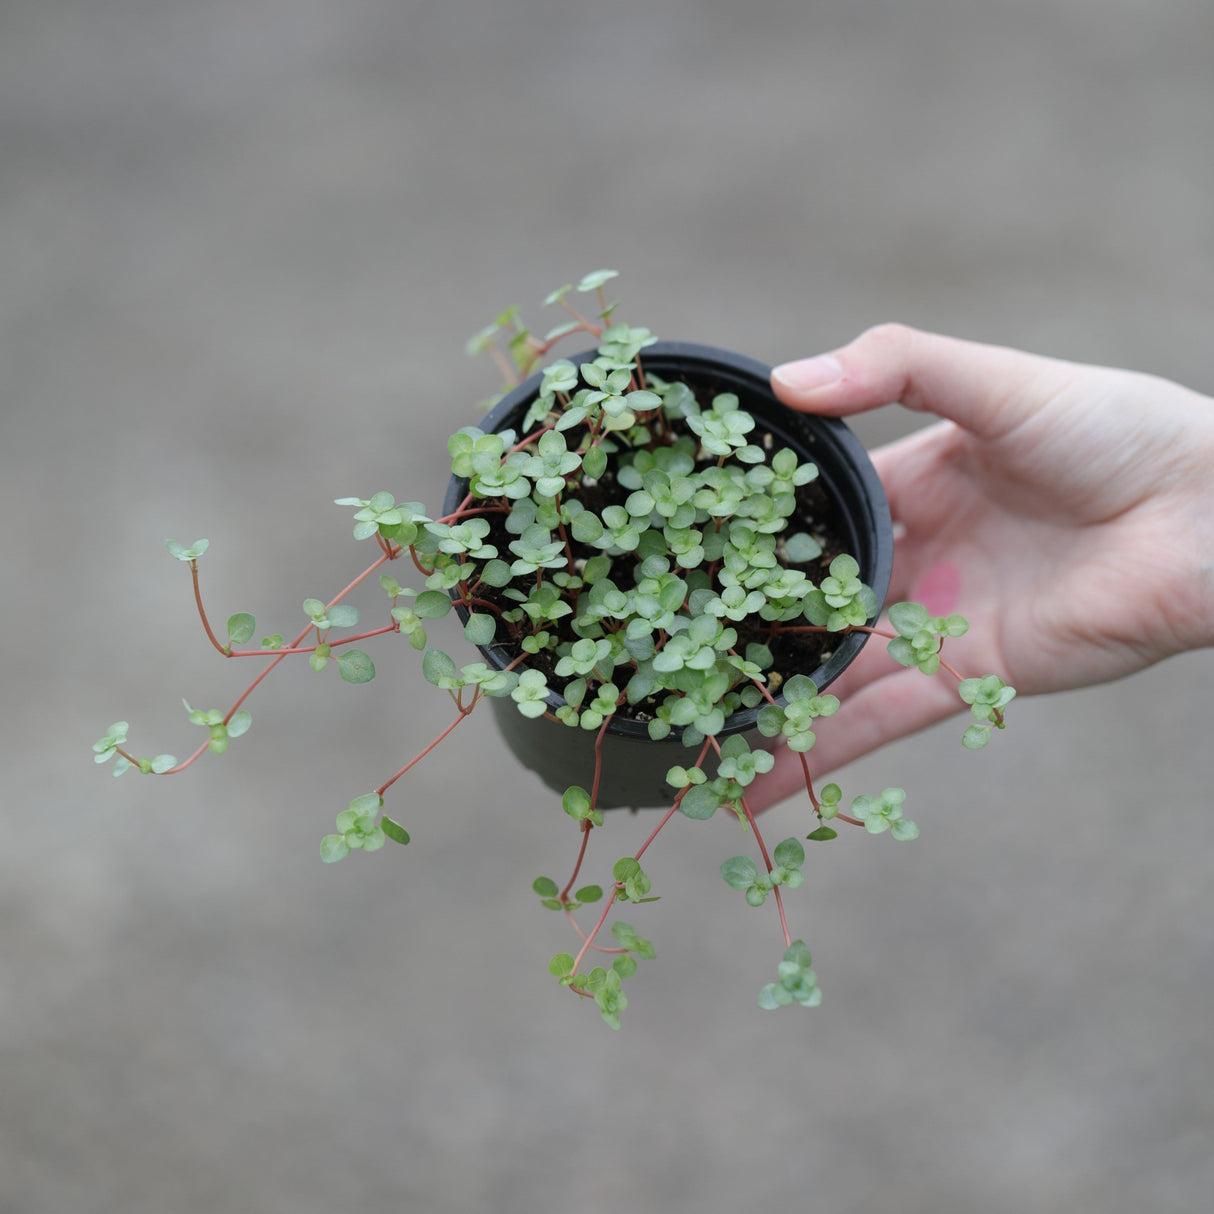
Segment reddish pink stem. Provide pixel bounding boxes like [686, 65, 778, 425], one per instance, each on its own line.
[228, 625, 397, 656]
[564, 737, 711, 982]
[376, 704, 476, 797]
[155, 551, 395, 775]
[562, 907, 627, 953]
[746, 798, 792, 948]
[560, 823, 594, 903]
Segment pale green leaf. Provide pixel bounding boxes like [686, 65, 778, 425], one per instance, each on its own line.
[320, 834, 351, 863]
[336, 649, 376, 684]
[226, 613, 256, 645]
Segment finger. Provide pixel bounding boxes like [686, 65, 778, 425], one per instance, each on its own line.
[869, 421, 961, 530]
[816, 546, 971, 706]
[771, 323, 1073, 441]
[810, 433, 970, 705]
[805, 666, 965, 771]
[747, 666, 964, 812]
[817, 625, 895, 701]
[866, 424, 969, 606]
[821, 420, 970, 632]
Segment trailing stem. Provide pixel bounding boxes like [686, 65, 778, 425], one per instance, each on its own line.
[708, 735, 792, 949]
[776, 622, 973, 687]
[565, 737, 711, 981]
[376, 704, 477, 798]
[153, 549, 399, 776]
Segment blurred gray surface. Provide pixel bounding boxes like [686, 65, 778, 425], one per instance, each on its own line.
[4, 2, 1214, 1211]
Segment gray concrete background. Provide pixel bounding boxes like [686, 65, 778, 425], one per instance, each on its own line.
[4, 1, 1213, 1211]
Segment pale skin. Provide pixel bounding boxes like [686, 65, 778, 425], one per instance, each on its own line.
[749, 323, 1214, 812]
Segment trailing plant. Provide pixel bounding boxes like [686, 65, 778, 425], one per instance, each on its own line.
[95, 271, 1014, 1028]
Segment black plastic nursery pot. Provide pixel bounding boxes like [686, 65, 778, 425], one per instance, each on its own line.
[443, 342, 894, 809]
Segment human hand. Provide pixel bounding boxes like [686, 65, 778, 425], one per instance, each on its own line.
[750, 324, 1214, 810]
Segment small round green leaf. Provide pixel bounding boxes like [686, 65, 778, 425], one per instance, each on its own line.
[335, 808, 362, 833]
[225, 710, 252, 739]
[548, 952, 576, 978]
[414, 591, 453, 620]
[756, 704, 786, 738]
[720, 855, 759, 890]
[773, 837, 805, 870]
[422, 648, 457, 686]
[888, 602, 930, 635]
[612, 857, 641, 882]
[577, 269, 619, 292]
[348, 792, 383, 815]
[562, 785, 593, 820]
[665, 765, 691, 789]
[463, 613, 496, 647]
[784, 532, 822, 563]
[320, 834, 351, 863]
[613, 954, 638, 981]
[571, 511, 604, 544]
[166, 538, 209, 562]
[680, 785, 720, 821]
[361, 826, 387, 852]
[226, 613, 256, 645]
[582, 445, 608, 480]
[381, 816, 410, 845]
[336, 649, 376, 684]
[758, 982, 794, 1010]
[325, 604, 360, 629]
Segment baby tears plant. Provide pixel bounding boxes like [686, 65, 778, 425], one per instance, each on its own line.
[96, 270, 1016, 1029]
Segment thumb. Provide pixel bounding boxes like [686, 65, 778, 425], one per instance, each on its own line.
[771, 323, 1068, 442]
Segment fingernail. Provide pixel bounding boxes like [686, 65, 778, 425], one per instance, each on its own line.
[772, 355, 844, 393]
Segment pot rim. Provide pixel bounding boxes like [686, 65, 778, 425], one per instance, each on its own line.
[443, 340, 893, 743]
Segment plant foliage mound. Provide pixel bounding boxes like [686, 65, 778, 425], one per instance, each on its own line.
[96, 271, 1014, 1028]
